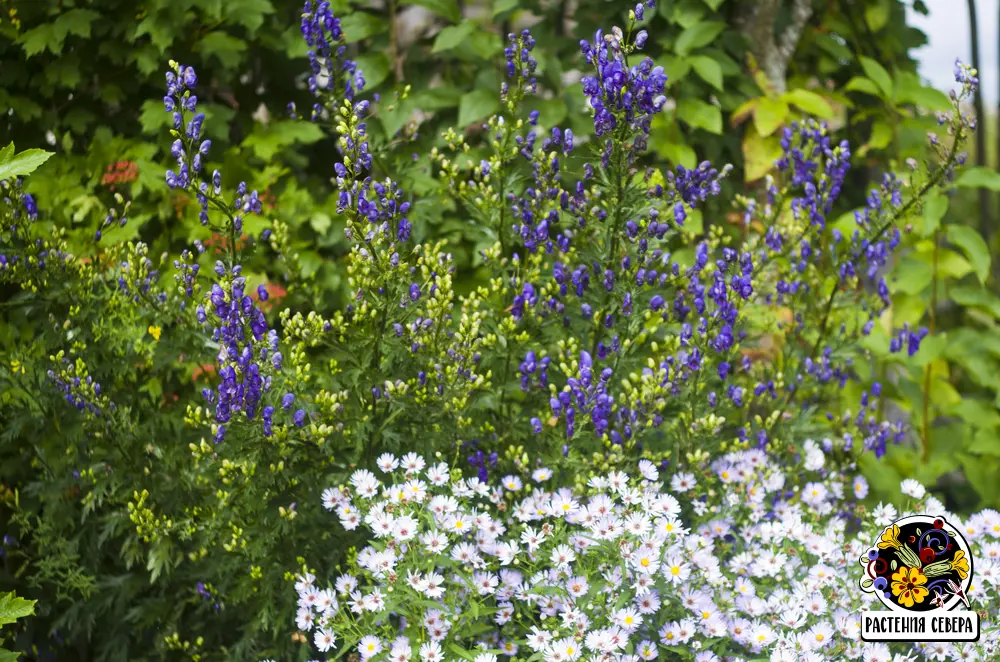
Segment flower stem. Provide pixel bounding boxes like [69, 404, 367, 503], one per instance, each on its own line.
[921, 227, 940, 462]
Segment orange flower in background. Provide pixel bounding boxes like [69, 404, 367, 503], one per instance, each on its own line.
[260, 188, 277, 211]
[101, 161, 139, 190]
[171, 193, 190, 219]
[251, 281, 287, 311]
[160, 392, 180, 410]
[203, 232, 248, 255]
[192, 363, 216, 382]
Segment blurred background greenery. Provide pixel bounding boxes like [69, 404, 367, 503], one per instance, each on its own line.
[3, 0, 1000, 659]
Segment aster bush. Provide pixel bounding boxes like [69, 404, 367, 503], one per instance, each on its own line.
[0, 1, 997, 660]
[293, 450, 1000, 662]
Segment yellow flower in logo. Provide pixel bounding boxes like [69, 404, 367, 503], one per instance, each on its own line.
[878, 524, 902, 550]
[891, 566, 929, 608]
[950, 550, 970, 580]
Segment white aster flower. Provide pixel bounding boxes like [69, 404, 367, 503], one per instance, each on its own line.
[376, 453, 399, 473]
[532, 467, 552, 482]
[872, 502, 897, 527]
[359, 635, 383, 659]
[314, 629, 336, 652]
[502, 475, 523, 491]
[638, 459, 659, 481]
[671, 472, 696, 492]
[900, 478, 926, 499]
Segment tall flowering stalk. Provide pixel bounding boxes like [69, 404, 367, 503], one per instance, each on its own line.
[743, 62, 978, 459]
[162, 60, 296, 443]
[422, 5, 983, 484]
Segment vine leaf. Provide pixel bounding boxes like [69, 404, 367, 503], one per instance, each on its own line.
[0, 591, 36, 627]
[0, 143, 54, 181]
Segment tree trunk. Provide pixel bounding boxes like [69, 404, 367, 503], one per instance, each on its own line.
[738, 0, 815, 94]
[968, 0, 991, 244]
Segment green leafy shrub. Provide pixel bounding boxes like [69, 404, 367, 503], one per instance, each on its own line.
[0, 591, 36, 661]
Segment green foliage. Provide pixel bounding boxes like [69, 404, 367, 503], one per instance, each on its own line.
[0, 591, 36, 661]
[854, 178, 1000, 510]
[956, 165, 1000, 191]
[0, 144, 53, 181]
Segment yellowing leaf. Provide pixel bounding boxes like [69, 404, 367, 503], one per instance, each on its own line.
[742, 126, 782, 182]
[730, 98, 756, 127]
[753, 97, 788, 137]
